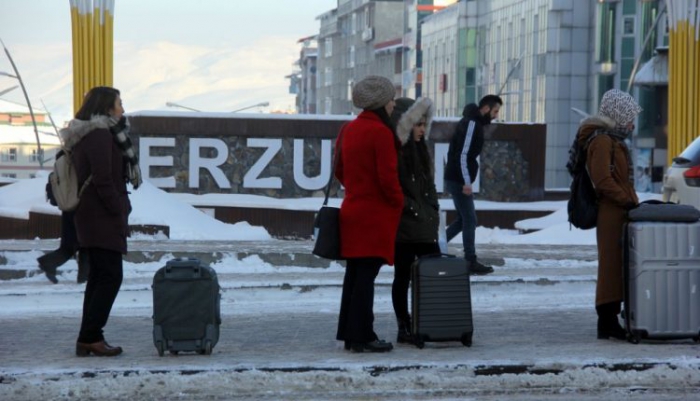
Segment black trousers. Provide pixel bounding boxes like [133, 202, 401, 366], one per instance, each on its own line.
[336, 258, 383, 343]
[392, 242, 441, 323]
[78, 248, 123, 343]
[37, 211, 78, 268]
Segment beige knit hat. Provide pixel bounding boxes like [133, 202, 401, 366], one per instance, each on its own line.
[352, 75, 395, 110]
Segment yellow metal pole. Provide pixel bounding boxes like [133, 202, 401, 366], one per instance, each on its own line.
[106, 0, 113, 86]
[93, 1, 101, 87]
[70, 1, 79, 114]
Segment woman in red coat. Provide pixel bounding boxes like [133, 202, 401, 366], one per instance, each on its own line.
[335, 76, 404, 353]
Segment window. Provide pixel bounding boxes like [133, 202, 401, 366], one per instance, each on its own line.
[347, 80, 354, 101]
[349, 46, 355, 68]
[1, 173, 17, 178]
[351, 13, 357, 35]
[596, 2, 617, 63]
[1, 148, 17, 162]
[325, 38, 333, 57]
[30, 148, 44, 163]
[325, 67, 333, 86]
[324, 97, 332, 115]
[623, 17, 635, 35]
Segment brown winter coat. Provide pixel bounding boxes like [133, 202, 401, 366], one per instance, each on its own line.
[576, 116, 638, 306]
[64, 116, 131, 254]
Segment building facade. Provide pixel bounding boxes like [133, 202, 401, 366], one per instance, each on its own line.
[422, 0, 596, 188]
[595, 0, 668, 192]
[289, 36, 319, 114]
[316, 0, 404, 115]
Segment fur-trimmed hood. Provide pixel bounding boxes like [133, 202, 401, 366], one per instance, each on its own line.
[394, 97, 434, 145]
[575, 114, 616, 146]
[59, 115, 115, 150]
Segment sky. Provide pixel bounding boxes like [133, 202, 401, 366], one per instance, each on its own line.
[0, 0, 336, 123]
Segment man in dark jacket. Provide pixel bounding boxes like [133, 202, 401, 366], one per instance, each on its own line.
[444, 95, 502, 275]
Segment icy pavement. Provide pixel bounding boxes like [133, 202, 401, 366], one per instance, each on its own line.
[1, 258, 699, 400]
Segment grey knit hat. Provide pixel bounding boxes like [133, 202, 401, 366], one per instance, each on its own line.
[352, 75, 395, 110]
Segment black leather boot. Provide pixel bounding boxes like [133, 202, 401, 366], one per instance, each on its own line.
[396, 318, 414, 344]
[596, 302, 627, 340]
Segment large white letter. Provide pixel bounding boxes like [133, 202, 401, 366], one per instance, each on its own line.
[189, 138, 231, 189]
[243, 138, 282, 189]
[139, 137, 176, 188]
[293, 139, 331, 190]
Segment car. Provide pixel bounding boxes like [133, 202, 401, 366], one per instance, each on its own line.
[662, 135, 700, 209]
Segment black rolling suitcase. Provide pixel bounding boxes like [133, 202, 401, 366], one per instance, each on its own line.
[152, 258, 221, 356]
[411, 254, 473, 349]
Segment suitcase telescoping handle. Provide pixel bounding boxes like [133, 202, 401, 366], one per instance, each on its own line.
[164, 258, 203, 280]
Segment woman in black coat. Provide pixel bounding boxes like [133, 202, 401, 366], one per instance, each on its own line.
[390, 97, 440, 344]
[60, 86, 141, 357]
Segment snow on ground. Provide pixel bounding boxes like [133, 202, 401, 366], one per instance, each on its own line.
[0, 175, 271, 241]
[0, 173, 664, 245]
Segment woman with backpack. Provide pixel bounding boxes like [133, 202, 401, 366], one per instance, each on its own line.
[572, 89, 641, 340]
[389, 97, 440, 344]
[60, 86, 141, 357]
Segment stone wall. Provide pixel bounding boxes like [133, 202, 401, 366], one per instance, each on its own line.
[129, 113, 546, 201]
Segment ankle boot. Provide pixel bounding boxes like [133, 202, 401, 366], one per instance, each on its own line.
[396, 318, 414, 344]
[596, 302, 627, 340]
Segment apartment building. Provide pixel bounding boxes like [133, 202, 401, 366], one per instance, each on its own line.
[316, 0, 404, 115]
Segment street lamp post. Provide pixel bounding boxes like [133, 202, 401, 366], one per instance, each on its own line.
[1, 38, 43, 168]
[165, 101, 202, 112]
[230, 101, 269, 113]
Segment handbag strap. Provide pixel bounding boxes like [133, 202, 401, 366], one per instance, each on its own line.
[322, 123, 348, 206]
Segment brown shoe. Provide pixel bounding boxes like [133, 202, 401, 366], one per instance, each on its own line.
[76, 341, 123, 357]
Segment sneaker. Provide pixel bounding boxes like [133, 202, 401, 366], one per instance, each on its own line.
[468, 260, 494, 276]
[350, 340, 394, 353]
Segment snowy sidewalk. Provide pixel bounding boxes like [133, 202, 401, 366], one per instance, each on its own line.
[0, 239, 598, 281]
[1, 268, 699, 400]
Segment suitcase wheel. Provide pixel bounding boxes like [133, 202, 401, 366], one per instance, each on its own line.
[693, 336, 699, 343]
[170, 350, 179, 355]
[198, 340, 213, 355]
[461, 334, 472, 347]
[156, 341, 165, 357]
[414, 337, 425, 349]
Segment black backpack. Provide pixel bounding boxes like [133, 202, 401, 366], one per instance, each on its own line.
[566, 133, 610, 230]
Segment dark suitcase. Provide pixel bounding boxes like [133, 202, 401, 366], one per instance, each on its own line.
[152, 258, 221, 356]
[411, 254, 473, 349]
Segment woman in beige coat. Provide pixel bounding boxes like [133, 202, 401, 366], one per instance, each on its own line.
[573, 89, 641, 340]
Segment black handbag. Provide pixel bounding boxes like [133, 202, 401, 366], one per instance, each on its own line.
[312, 127, 346, 260]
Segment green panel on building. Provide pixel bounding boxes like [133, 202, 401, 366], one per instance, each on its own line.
[622, 0, 636, 15]
[621, 37, 635, 58]
[621, 58, 635, 82]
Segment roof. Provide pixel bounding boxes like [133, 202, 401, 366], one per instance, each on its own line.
[0, 124, 61, 145]
[0, 99, 47, 115]
[633, 48, 668, 86]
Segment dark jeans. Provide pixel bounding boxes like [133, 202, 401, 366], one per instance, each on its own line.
[38, 211, 78, 268]
[445, 180, 477, 262]
[392, 242, 441, 323]
[78, 248, 123, 343]
[336, 258, 383, 343]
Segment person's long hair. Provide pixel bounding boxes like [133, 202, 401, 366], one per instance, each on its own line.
[75, 86, 120, 121]
[370, 107, 401, 151]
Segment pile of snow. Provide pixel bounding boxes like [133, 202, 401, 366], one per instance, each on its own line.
[0, 174, 270, 241]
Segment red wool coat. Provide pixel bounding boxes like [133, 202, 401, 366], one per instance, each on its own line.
[335, 111, 404, 265]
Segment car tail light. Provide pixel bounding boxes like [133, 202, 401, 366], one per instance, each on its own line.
[683, 165, 700, 187]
